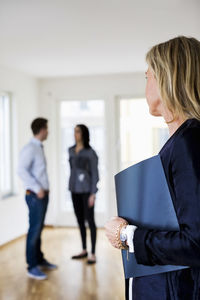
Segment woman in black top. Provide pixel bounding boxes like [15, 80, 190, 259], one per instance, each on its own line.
[69, 124, 99, 264]
[105, 36, 200, 299]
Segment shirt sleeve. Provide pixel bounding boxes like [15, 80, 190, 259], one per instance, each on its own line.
[125, 225, 137, 253]
[89, 150, 99, 194]
[18, 145, 41, 193]
[133, 128, 200, 267]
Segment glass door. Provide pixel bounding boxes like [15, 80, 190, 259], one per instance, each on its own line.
[118, 98, 169, 171]
[57, 99, 106, 226]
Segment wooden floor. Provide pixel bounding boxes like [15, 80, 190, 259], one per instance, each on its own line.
[0, 228, 125, 300]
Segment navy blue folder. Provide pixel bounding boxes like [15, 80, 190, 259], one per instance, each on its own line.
[115, 155, 188, 278]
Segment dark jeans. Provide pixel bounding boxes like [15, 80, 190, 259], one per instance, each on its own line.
[25, 192, 48, 270]
[71, 193, 97, 254]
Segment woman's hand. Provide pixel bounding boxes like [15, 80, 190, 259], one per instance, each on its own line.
[104, 217, 128, 249]
[88, 194, 96, 207]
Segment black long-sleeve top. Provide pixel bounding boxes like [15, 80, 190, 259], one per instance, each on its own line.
[68, 146, 99, 194]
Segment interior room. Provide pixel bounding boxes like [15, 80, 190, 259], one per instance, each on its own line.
[0, 0, 199, 299]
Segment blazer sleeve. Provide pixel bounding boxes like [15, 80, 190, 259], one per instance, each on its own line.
[134, 128, 200, 267]
[89, 150, 99, 194]
[68, 148, 72, 170]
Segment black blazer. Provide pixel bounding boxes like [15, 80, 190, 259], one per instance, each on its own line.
[128, 119, 200, 300]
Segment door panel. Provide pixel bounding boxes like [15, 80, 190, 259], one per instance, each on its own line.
[58, 100, 106, 226]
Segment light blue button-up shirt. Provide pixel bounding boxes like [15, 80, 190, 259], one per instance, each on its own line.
[18, 138, 49, 193]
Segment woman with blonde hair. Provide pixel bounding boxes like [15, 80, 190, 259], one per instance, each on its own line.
[105, 36, 200, 299]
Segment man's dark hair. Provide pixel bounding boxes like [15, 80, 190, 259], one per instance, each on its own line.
[76, 124, 90, 148]
[31, 118, 48, 135]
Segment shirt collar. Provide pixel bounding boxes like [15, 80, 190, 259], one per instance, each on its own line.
[31, 137, 43, 146]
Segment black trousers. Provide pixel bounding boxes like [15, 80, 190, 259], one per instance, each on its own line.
[71, 193, 97, 254]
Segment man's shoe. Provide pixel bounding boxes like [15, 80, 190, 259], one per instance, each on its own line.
[27, 266, 47, 280]
[39, 259, 58, 270]
[71, 252, 88, 259]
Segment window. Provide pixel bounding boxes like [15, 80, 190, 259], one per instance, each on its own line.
[0, 93, 13, 198]
[119, 98, 169, 170]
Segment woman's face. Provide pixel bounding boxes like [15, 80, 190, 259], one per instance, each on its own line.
[145, 68, 163, 116]
[74, 126, 82, 143]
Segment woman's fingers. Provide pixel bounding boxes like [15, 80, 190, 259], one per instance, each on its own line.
[104, 217, 128, 249]
[88, 194, 95, 207]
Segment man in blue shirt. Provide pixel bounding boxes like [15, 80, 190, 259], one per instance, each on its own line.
[18, 118, 57, 280]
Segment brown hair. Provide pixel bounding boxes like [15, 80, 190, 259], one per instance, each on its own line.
[31, 118, 48, 135]
[76, 124, 90, 148]
[146, 36, 200, 120]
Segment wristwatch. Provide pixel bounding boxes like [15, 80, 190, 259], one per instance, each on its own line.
[120, 226, 128, 247]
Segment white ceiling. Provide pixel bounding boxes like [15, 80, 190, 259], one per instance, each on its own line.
[0, 0, 199, 78]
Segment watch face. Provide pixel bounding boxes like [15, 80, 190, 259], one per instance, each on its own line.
[120, 232, 127, 242]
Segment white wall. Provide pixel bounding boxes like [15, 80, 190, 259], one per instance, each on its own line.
[38, 73, 146, 225]
[0, 66, 39, 246]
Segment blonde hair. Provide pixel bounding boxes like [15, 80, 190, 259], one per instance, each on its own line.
[146, 36, 200, 121]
